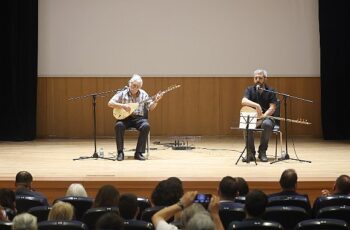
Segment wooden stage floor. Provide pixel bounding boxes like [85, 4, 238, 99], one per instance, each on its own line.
[0, 136, 349, 203]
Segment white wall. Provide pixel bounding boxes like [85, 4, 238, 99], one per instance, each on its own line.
[38, 0, 320, 77]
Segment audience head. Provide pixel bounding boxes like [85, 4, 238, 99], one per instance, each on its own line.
[66, 183, 88, 197]
[0, 188, 16, 210]
[181, 203, 206, 228]
[95, 212, 124, 230]
[245, 190, 268, 218]
[218, 176, 239, 200]
[48, 201, 74, 221]
[15, 171, 33, 189]
[118, 193, 139, 220]
[94, 184, 120, 208]
[186, 212, 215, 230]
[12, 213, 37, 230]
[236, 177, 249, 196]
[334, 174, 350, 195]
[279, 169, 298, 191]
[151, 178, 184, 206]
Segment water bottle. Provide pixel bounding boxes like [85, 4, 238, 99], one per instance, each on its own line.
[99, 147, 104, 157]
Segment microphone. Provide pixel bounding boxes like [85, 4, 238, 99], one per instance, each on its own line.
[256, 84, 261, 91]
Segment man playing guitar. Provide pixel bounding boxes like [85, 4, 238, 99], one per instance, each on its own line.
[241, 69, 277, 162]
[108, 74, 162, 161]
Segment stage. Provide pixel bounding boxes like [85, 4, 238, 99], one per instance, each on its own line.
[0, 136, 349, 203]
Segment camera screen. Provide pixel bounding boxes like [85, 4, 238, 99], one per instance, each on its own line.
[194, 193, 212, 209]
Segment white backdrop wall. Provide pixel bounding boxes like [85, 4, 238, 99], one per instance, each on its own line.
[38, 0, 320, 77]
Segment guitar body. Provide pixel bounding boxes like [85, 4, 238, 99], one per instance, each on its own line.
[113, 103, 139, 120]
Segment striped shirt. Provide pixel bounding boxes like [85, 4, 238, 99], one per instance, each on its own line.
[110, 88, 150, 116]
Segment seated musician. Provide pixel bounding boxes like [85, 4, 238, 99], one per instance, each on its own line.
[108, 74, 162, 161]
[241, 69, 277, 162]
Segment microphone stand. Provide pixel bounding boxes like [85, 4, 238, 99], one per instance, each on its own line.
[69, 87, 126, 161]
[258, 87, 312, 164]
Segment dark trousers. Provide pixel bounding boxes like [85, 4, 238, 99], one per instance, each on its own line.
[246, 118, 275, 154]
[115, 116, 150, 154]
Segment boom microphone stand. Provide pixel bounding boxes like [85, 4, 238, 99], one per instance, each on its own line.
[69, 87, 126, 161]
[257, 87, 312, 164]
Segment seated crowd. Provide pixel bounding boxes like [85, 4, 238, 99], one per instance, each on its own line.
[0, 170, 350, 230]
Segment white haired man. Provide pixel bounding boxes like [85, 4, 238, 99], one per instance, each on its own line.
[108, 74, 162, 161]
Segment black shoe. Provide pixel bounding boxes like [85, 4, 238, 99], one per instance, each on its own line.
[242, 154, 255, 163]
[117, 152, 124, 161]
[258, 151, 268, 162]
[134, 152, 146, 161]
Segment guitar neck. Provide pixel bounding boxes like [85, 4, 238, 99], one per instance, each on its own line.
[266, 115, 311, 125]
[139, 85, 180, 104]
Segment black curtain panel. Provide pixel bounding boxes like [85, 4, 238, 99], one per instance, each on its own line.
[0, 0, 38, 141]
[319, 0, 350, 140]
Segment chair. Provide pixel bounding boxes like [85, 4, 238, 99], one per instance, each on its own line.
[262, 206, 310, 230]
[137, 197, 152, 220]
[316, 205, 350, 225]
[219, 202, 245, 229]
[295, 218, 349, 230]
[0, 221, 12, 230]
[140, 206, 165, 223]
[235, 196, 246, 204]
[228, 220, 283, 230]
[38, 220, 88, 230]
[82, 206, 119, 230]
[54, 196, 93, 220]
[124, 220, 154, 230]
[312, 195, 350, 216]
[232, 99, 282, 161]
[267, 195, 311, 214]
[15, 195, 48, 214]
[126, 129, 150, 158]
[28, 205, 52, 222]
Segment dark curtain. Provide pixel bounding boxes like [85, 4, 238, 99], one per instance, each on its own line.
[319, 0, 350, 140]
[0, 0, 38, 141]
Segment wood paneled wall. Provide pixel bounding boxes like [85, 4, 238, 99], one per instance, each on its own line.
[37, 76, 321, 138]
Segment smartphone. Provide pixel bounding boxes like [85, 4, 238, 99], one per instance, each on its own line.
[193, 193, 212, 209]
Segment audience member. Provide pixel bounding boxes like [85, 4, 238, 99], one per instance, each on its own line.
[186, 212, 215, 230]
[93, 184, 120, 208]
[0, 205, 8, 221]
[269, 169, 311, 211]
[65, 183, 88, 197]
[151, 178, 184, 207]
[14, 171, 48, 206]
[48, 201, 74, 221]
[321, 174, 350, 196]
[0, 188, 16, 214]
[12, 213, 37, 230]
[119, 193, 139, 220]
[95, 212, 124, 230]
[244, 190, 268, 220]
[218, 176, 239, 201]
[236, 177, 249, 196]
[152, 191, 224, 230]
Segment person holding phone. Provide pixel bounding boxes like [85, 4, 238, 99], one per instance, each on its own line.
[152, 191, 224, 230]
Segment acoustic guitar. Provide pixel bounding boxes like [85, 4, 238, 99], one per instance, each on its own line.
[240, 106, 311, 126]
[113, 84, 181, 120]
